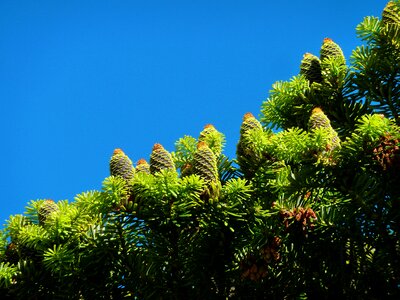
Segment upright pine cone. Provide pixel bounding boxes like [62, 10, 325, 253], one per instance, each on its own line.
[150, 143, 175, 174]
[198, 124, 224, 157]
[194, 141, 219, 183]
[110, 148, 135, 182]
[308, 107, 331, 130]
[237, 113, 263, 178]
[135, 159, 150, 174]
[239, 112, 263, 136]
[199, 124, 217, 141]
[309, 107, 340, 151]
[300, 53, 322, 84]
[38, 200, 59, 225]
[382, 1, 400, 25]
[320, 38, 346, 65]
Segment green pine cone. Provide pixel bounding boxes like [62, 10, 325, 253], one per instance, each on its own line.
[38, 200, 59, 225]
[135, 159, 150, 174]
[308, 107, 331, 130]
[237, 113, 263, 178]
[199, 124, 217, 141]
[110, 148, 135, 182]
[320, 38, 345, 65]
[198, 124, 224, 157]
[300, 53, 322, 84]
[193, 141, 219, 183]
[239, 112, 262, 136]
[309, 107, 340, 151]
[150, 144, 176, 174]
[382, 1, 400, 25]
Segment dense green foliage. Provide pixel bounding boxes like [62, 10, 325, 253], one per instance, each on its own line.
[2, 1, 400, 298]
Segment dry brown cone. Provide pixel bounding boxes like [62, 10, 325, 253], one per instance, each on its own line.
[372, 135, 400, 172]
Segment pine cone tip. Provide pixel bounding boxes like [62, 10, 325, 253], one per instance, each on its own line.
[136, 158, 148, 166]
[113, 148, 124, 155]
[243, 112, 255, 120]
[153, 143, 164, 151]
[312, 107, 323, 114]
[197, 141, 208, 149]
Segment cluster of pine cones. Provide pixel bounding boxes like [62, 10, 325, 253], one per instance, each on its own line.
[372, 135, 400, 172]
[300, 37, 346, 86]
[109, 124, 223, 210]
[240, 237, 281, 282]
[280, 207, 317, 235]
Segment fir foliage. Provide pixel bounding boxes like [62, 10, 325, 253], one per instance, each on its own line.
[2, 1, 400, 299]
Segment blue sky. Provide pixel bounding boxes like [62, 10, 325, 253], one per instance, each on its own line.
[0, 0, 387, 225]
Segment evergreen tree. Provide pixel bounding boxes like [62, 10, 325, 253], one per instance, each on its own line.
[1, 1, 400, 299]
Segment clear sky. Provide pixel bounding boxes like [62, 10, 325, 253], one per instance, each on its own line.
[0, 0, 387, 225]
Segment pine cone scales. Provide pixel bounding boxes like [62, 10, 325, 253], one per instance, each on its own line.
[237, 113, 262, 158]
[135, 159, 150, 174]
[198, 124, 224, 157]
[38, 200, 59, 225]
[320, 38, 346, 65]
[239, 113, 262, 136]
[309, 107, 340, 154]
[237, 113, 263, 178]
[110, 148, 135, 182]
[300, 53, 322, 84]
[193, 141, 218, 183]
[382, 1, 400, 25]
[199, 124, 216, 142]
[150, 144, 175, 174]
[308, 107, 331, 130]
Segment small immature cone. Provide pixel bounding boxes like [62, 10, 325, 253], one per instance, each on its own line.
[239, 113, 263, 136]
[38, 199, 59, 225]
[194, 141, 219, 183]
[199, 124, 217, 141]
[135, 159, 150, 174]
[198, 124, 224, 158]
[320, 38, 346, 66]
[300, 53, 322, 84]
[309, 107, 340, 150]
[308, 107, 331, 130]
[382, 1, 400, 25]
[110, 148, 135, 182]
[149, 143, 175, 174]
